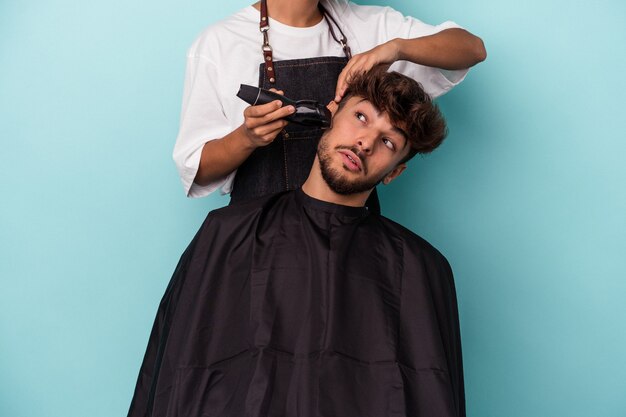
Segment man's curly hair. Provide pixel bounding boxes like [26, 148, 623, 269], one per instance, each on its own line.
[340, 65, 448, 163]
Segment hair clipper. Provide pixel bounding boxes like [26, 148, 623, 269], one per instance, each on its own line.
[236, 84, 331, 128]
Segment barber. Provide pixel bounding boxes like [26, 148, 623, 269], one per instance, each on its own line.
[173, 0, 486, 210]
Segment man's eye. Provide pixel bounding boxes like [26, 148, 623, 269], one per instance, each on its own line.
[383, 138, 395, 151]
[356, 112, 366, 122]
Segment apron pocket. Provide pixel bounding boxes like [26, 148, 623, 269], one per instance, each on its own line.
[281, 130, 319, 190]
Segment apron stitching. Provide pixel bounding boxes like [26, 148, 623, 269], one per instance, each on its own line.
[273, 59, 347, 69]
[282, 130, 290, 189]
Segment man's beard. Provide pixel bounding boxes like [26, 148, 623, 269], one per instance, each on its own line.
[317, 135, 385, 195]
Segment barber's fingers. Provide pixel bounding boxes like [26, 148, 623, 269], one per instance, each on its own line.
[240, 88, 291, 147]
[244, 100, 283, 117]
[243, 88, 288, 118]
[252, 119, 288, 138]
[242, 119, 288, 147]
[334, 43, 397, 102]
[242, 99, 293, 147]
[335, 55, 382, 101]
[335, 61, 368, 101]
[244, 102, 294, 127]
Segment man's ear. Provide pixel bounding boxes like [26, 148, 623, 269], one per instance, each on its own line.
[326, 101, 339, 117]
[382, 163, 407, 185]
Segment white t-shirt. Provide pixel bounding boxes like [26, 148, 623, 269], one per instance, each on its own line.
[173, 0, 469, 198]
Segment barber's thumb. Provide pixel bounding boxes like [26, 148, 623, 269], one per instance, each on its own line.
[326, 101, 339, 115]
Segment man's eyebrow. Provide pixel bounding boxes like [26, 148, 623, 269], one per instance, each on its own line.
[393, 126, 409, 147]
[356, 98, 409, 146]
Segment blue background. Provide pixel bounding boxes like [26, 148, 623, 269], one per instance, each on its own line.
[1, 0, 624, 416]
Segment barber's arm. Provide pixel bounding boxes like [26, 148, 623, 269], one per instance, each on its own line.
[334, 28, 486, 101]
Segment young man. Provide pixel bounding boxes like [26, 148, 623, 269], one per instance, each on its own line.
[129, 67, 465, 417]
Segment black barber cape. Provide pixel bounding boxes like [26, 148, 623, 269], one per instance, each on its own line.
[128, 189, 465, 417]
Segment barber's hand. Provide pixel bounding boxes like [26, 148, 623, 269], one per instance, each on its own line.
[241, 89, 295, 148]
[334, 40, 399, 102]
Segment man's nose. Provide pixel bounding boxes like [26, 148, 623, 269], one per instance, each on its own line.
[356, 135, 375, 154]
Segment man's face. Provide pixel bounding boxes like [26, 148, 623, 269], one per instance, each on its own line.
[317, 96, 411, 195]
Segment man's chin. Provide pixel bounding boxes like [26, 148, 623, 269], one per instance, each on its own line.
[318, 144, 379, 195]
[322, 172, 381, 196]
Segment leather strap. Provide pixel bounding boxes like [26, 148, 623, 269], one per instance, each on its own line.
[260, 0, 275, 84]
[318, 2, 352, 59]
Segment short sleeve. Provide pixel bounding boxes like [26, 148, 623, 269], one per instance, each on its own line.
[388, 16, 469, 98]
[172, 54, 236, 198]
[341, 2, 469, 98]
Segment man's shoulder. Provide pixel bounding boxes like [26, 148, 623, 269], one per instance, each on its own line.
[206, 191, 292, 221]
[373, 214, 448, 264]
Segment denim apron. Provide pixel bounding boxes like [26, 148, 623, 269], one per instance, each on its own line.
[230, 1, 380, 213]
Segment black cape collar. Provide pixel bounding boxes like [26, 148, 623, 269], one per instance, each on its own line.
[295, 188, 370, 217]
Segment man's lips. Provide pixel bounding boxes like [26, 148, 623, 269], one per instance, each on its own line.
[338, 149, 363, 172]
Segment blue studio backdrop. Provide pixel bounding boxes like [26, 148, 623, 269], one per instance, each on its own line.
[1, 1, 624, 416]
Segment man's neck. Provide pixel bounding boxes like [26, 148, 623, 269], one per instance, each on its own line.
[301, 159, 372, 207]
[252, 0, 323, 27]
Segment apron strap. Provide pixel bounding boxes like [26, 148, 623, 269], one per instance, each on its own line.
[318, 2, 352, 60]
[259, 0, 352, 85]
[260, 0, 276, 83]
